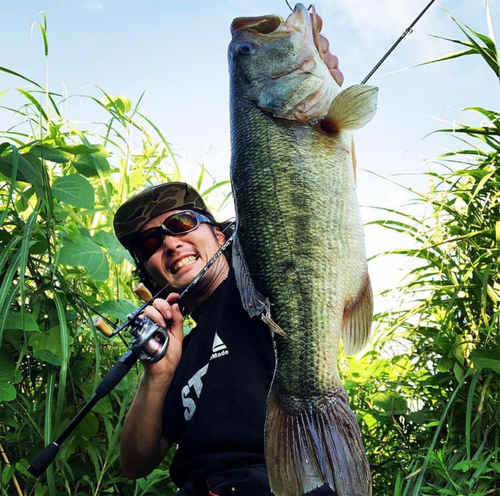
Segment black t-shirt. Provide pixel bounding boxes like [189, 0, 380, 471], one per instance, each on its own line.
[162, 269, 275, 490]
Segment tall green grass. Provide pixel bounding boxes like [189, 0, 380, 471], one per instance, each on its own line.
[0, 15, 229, 496]
[345, 4, 500, 495]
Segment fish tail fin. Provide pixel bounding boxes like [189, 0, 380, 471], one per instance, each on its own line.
[266, 388, 372, 496]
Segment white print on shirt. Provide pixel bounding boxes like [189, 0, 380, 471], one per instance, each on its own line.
[210, 331, 228, 361]
[182, 363, 208, 421]
[181, 331, 229, 421]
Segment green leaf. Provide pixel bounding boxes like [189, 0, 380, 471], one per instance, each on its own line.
[372, 392, 408, 414]
[0, 351, 17, 401]
[100, 94, 132, 113]
[28, 326, 74, 366]
[4, 311, 40, 332]
[75, 413, 99, 440]
[52, 174, 94, 209]
[17, 88, 48, 121]
[1, 465, 14, 485]
[93, 231, 133, 264]
[0, 152, 44, 191]
[496, 221, 500, 251]
[97, 300, 137, 320]
[407, 410, 429, 425]
[452, 460, 471, 472]
[58, 235, 109, 280]
[469, 349, 500, 375]
[73, 153, 110, 177]
[0, 66, 44, 88]
[57, 144, 101, 155]
[30, 145, 71, 163]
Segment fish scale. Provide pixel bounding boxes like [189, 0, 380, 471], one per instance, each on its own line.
[233, 108, 353, 391]
[229, 4, 377, 495]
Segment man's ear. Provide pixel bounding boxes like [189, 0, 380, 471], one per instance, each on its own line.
[214, 226, 226, 247]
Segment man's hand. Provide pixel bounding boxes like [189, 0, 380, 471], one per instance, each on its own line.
[140, 292, 184, 384]
[311, 12, 344, 87]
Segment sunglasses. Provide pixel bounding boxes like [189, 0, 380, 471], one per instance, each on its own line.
[133, 210, 214, 261]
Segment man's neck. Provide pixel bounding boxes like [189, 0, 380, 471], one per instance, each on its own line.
[183, 258, 230, 311]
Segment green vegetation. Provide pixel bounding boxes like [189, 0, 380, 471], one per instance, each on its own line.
[345, 5, 500, 495]
[0, 5, 498, 496]
[0, 15, 229, 496]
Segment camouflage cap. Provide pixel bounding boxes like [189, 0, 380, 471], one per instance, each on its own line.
[114, 182, 216, 250]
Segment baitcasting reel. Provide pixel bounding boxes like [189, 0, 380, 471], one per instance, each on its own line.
[128, 316, 169, 363]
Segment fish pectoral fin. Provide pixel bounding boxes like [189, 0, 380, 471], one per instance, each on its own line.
[326, 84, 378, 130]
[233, 233, 269, 318]
[342, 272, 373, 355]
[233, 234, 288, 338]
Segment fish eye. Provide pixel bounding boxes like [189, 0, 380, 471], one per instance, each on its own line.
[236, 42, 256, 56]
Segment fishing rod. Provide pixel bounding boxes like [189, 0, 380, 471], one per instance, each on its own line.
[287, 0, 437, 84]
[361, 0, 437, 84]
[28, 228, 235, 478]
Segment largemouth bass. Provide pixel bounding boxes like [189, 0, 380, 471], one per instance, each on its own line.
[228, 4, 377, 496]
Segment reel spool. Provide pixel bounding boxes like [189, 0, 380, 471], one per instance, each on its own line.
[129, 317, 169, 363]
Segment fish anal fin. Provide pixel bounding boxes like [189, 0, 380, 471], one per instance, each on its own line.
[266, 388, 372, 496]
[326, 84, 378, 130]
[342, 272, 373, 355]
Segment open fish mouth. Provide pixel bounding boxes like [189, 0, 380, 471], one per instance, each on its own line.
[230, 3, 313, 40]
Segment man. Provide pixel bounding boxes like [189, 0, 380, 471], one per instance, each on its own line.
[115, 20, 344, 496]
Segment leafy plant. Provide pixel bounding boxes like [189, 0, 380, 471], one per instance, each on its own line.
[344, 4, 500, 495]
[0, 15, 230, 496]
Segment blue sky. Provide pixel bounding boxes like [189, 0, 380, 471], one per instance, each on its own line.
[1, 0, 499, 295]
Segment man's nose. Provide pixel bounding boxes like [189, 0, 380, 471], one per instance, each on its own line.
[163, 234, 183, 251]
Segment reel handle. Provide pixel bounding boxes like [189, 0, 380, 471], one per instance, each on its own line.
[94, 317, 113, 337]
[134, 283, 153, 302]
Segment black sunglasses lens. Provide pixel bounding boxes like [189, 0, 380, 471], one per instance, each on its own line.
[137, 230, 163, 260]
[164, 212, 198, 234]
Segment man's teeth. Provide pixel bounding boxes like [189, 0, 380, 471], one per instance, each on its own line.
[172, 256, 197, 274]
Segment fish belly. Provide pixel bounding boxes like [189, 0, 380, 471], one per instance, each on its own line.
[231, 103, 372, 496]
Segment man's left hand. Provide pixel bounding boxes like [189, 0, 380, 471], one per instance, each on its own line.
[311, 13, 344, 87]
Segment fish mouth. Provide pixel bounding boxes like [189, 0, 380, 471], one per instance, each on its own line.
[230, 4, 312, 37]
[170, 255, 198, 275]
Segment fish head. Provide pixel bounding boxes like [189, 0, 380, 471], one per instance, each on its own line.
[228, 3, 338, 122]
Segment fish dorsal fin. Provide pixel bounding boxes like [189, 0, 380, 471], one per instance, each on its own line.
[342, 271, 373, 355]
[326, 84, 378, 130]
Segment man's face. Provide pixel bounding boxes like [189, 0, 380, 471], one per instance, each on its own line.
[140, 209, 227, 294]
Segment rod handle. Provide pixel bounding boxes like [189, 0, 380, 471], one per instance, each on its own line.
[27, 442, 59, 477]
